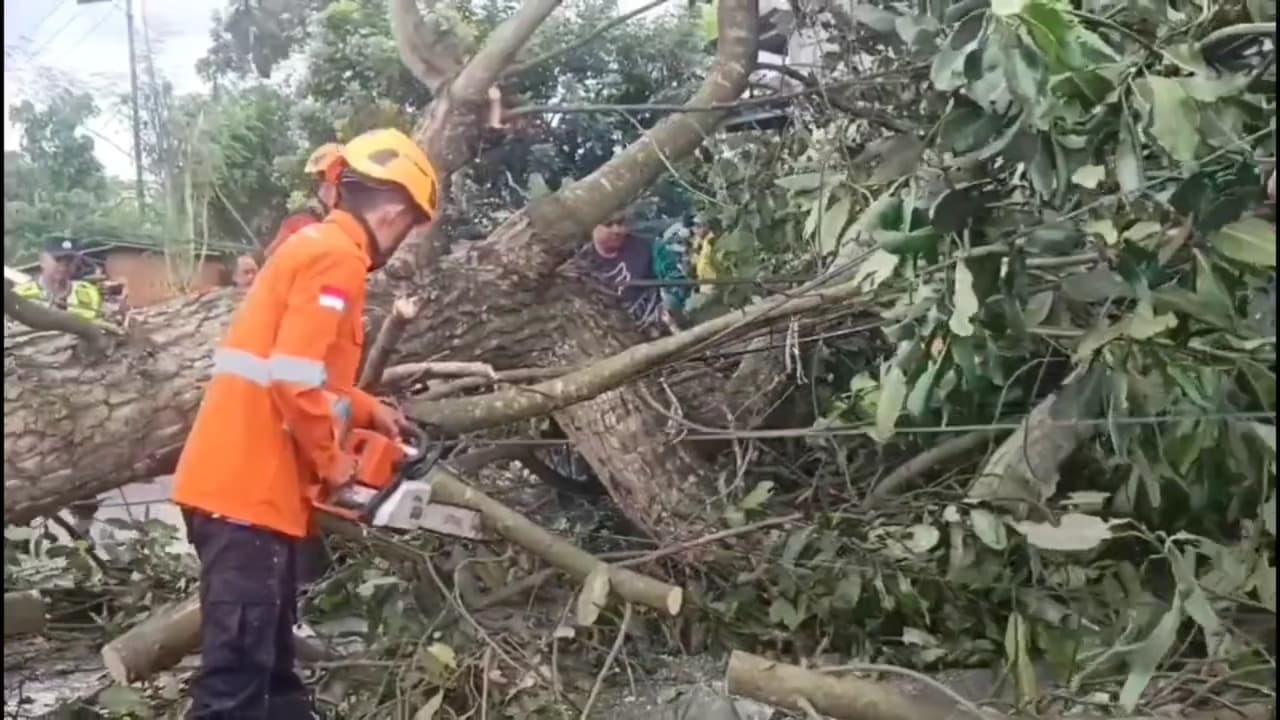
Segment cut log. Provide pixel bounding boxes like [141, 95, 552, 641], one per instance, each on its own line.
[101, 593, 334, 685]
[4, 590, 47, 637]
[101, 594, 201, 684]
[724, 651, 977, 720]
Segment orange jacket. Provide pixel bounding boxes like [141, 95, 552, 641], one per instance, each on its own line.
[173, 210, 382, 538]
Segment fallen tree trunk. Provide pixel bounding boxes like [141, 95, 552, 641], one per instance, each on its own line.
[3, 0, 765, 545]
[3, 590, 47, 637]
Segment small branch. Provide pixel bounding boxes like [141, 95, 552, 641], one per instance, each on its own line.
[503, 0, 669, 78]
[864, 430, 1003, 507]
[754, 61, 918, 133]
[389, 360, 499, 381]
[358, 297, 419, 391]
[4, 285, 110, 350]
[412, 366, 570, 399]
[579, 602, 632, 720]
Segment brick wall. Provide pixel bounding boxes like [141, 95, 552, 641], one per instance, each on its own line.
[102, 250, 229, 308]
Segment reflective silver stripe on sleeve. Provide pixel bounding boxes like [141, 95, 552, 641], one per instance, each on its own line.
[212, 348, 272, 386]
[268, 354, 327, 388]
[211, 349, 326, 388]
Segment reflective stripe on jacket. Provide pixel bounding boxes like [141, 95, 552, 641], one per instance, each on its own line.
[13, 279, 102, 320]
[173, 210, 383, 538]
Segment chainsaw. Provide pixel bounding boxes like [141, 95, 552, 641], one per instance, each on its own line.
[309, 398, 488, 540]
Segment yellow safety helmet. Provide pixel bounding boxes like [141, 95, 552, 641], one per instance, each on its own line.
[340, 129, 440, 220]
[303, 143, 344, 177]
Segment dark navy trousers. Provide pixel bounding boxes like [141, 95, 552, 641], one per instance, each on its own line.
[184, 512, 315, 719]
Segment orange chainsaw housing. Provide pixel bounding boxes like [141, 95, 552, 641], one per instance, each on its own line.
[310, 429, 410, 521]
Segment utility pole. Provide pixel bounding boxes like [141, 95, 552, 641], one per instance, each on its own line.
[78, 0, 146, 212]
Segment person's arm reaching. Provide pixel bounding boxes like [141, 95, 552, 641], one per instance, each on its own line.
[268, 249, 366, 483]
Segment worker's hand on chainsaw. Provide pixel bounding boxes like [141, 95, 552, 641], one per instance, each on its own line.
[323, 452, 358, 488]
[370, 400, 412, 440]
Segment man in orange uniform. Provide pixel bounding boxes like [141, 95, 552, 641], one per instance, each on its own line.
[263, 142, 346, 258]
[172, 128, 439, 719]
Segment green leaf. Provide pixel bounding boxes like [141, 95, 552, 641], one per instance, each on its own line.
[1071, 164, 1106, 189]
[849, 4, 900, 33]
[769, 597, 802, 629]
[1192, 250, 1234, 324]
[906, 361, 942, 417]
[98, 686, 154, 719]
[1119, 596, 1183, 711]
[818, 193, 854, 254]
[992, 0, 1028, 17]
[414, 691, 445, 720]
[850, 249, 901, 291]
[775, 173, 826, 192]
[1013, 513, 1117, 551]
[949, 261, 980, 337]
[970, 508, 1008, 549]
[1116, 115, 1145, 193]
[873, 365, 909, 443]
[1145, 76, 1201, 163]
[833, 573, 864, 609]
[739, 481, 775, 511]
[1004, 613, 1039, 703]
[1210, 217, 1276, 268]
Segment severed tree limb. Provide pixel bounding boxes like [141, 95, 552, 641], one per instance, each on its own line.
[101, 593, 333, 684]
[725, 651, 986, 720]
[967, 366, 1106, 519]
[427, 467, 683, 614]
[4, 590, 47, 637]
[4, 284, 110, 351]
[358, 297, 420, 391]
[864, 430, 1003, 508]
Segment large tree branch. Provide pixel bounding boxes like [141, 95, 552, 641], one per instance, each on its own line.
[3, 285, 109, 351]
[390, 0, 468, 93]
[501, 0, 669, 79]
[404, 274, 865, 431]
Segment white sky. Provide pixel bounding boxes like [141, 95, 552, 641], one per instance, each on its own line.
[3, 0, 225, 179]
[3, 0, 671, 181]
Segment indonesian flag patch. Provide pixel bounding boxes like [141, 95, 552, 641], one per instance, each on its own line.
[318, 286, 349, 312]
